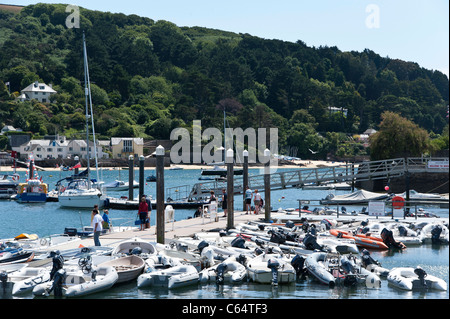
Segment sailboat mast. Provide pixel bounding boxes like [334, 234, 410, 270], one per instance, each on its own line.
[83, 32, 91, 188]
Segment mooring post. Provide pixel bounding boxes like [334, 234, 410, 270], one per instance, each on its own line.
[139, 155, 145, 200]
[264, 149, 271, 223]
[128, 155, 134, 201]
[226, 148, 234, 229]
[243, 150, 249, 211]
[156, 145, 165, 244]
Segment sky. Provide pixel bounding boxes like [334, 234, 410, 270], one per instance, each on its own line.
[7, 0, 450, 77]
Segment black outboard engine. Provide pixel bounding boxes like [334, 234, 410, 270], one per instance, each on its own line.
[176, 243, 188, 253]
[50, 250, 64, 280]
[398, 225, 408, 237]
[431, 225, 443, 244]
[236, 254, 247, 266]
[197, 240, 209, 254]
[291, 254, 306, 279]
[219, 230, 227, 237]
[215, 263, 228, 285]
[267, 258, 280, 285]
[285, 220, 295, 229]
[380, 228, 404, 249]
[50, 268, 66, 297]
[414, 267, 428, 288]
[257, 224, 265, 231]
[231, 237, 247, 249]
[0, 272, 9, 297]
[303, 233, 323, 251]
[269, 230, 286, 245]
[361, 249, 379, 267]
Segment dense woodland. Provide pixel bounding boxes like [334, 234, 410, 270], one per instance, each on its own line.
[0, 4, 448, 160]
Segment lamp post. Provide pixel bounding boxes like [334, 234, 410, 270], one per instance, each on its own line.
[139, 155, 145, 200]
[128, 155, 134, 201]
[226, 148, 234, 229]
[243, 150, 249, 211]
[156, 145, 165, 244]
[264, 149, 271, 222]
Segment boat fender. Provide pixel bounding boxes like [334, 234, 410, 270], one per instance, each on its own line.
[215, 263, 228, 285]
[267, 259, 280, 285]
[414, 267, 427, 288]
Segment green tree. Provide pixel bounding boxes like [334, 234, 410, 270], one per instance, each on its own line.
[369, 111, 430, 160]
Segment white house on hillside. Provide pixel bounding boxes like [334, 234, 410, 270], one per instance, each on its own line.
[14, 135, 108, 160]
[18, 81, 57, 103]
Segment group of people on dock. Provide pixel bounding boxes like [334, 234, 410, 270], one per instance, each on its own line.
[193, 186, 264, 219]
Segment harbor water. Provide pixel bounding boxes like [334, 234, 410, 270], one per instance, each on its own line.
[1, 167, 448, 300]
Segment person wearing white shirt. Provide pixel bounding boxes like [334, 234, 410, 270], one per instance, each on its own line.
[253, 190, 262, 215]
[91, 209, 103, 246]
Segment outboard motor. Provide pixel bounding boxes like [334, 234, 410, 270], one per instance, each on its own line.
[303, 233, 323, 251]
[215, 263, 228, 285]
[341, 258, 356, 275]
[257, 224, 265, 231]
[51, 268, 66, 297]
[254, 247, 264, 256]
[236, 254, 247, 266]
[309, 224, 317, 236]
[430, 225, 443, 244]
[285, 220, 295, 229]
[219, 230, 227, 237]
[267, 258, 280, 285]
[197, 240, 210, 254]
[320, 219, 332, 230]
[176, 243, 188, 253]
[398, 225, 408, 237]
[360, 219, 369, 227]
[50, 250, 64, 280]
[380, 228, 405, 249]
[360, 226, 370, 234]
[131, 247, 143, 255]
[291, 255, 306, 279]
[0, 272, 9, 297]
[414, 267, 428, 288]
[231, 237, 247, 249]
[361, 249, 379, 267]
[269, 230, 286, 245]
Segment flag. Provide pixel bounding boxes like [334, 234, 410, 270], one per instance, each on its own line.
[69, 162, 82, 170]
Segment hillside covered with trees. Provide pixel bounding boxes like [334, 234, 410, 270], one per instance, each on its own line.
[0, 3, 448, 160]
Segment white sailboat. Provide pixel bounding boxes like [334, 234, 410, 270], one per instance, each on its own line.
[58, 33, 106, 209]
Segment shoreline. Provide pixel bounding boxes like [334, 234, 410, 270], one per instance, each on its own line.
[0, 160, 346, 172]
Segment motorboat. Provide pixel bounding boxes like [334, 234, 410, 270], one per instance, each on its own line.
[417, 222, 449, 244]
[246, 253, 296, 285]
[137, 264, 199, 289]
[15, 155, 48, 203]
[0, 247, 34, 265]
[329, 229, 389, 250]
[320, 189, 390, 205]
[9, 266, 51, 295]
[304, 252, 336, 287]
[98, 255, 145, 284]
[104, 180, 139, 191]
[32, 265, 118, 298]
[111, 237, 157, 257]
[387, 267, 447, 291]
[0, 173, 20, 199]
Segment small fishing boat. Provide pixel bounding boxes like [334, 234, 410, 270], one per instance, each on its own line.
[137, 264, 199, 289]
[98, 255, 145, 284]
[32, 265, 118, 298]
[387, 267, 447, 291]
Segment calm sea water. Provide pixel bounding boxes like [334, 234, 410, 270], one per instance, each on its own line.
[1, 167, 448, 300]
